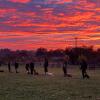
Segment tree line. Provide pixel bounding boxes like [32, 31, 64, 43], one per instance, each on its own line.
[0, 47, 100, 67]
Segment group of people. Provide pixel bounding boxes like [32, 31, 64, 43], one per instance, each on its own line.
[25, 57, 49, 75]
[7, 62, 19, 73]
[25, 62, 38, 75]
[0, 55, 90, 79]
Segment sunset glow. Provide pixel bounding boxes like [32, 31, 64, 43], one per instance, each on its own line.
[0, 0, 100, 50]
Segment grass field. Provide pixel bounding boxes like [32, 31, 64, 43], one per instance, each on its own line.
[0, 66, 100, 100]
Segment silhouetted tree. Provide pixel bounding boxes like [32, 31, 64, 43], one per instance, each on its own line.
[35, 48, 48, 57]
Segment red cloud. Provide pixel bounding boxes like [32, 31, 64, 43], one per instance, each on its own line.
[46, 0, 72, 4]
[0, 0, 99, 50]
[8, 0, 31, 3]
[57, 0, 72, 3]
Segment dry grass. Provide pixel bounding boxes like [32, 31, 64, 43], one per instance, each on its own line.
[0, 66, 100, 100]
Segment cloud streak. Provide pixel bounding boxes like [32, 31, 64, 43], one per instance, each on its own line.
[0, 0, 100, 50]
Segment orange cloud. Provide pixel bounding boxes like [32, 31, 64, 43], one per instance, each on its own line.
[8, 0, 31, 3]
[0, 0, 99, 50]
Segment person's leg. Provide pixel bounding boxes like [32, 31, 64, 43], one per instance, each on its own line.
[63, 67, 67, 77]
[33, 69, 36, 75]
[45, 67, 48, 75]
[46, 66, 48, 74]
[15, 68, 17, 73]
[84, 70, 86, 78]
[26, 67, 29, 74]
[44, 68, 46, 75]
[27, 69, 30, 74]
[82, 70, 85, 79]
[17, 69, 18, 73]
[34, 69, 38, 75]
[8, 66, 11, 72]
[29, 68, 31, 74]
[31, 69, 33, 75]
[85, 70, 90, 79]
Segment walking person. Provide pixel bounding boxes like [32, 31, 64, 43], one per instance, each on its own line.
[25, 63, 30, 74]
[80, 56, 90, 79]
[43, 57, 49, 75]
[8, 62, 11, 73]
[62, 55, 72, 77]
[0, 62, 1, 68]
[15, 62, 19, 73]
[0, 62, 1, 70]
[0, 62, 4, 72]
[30, 61, 39, 75]
[30, 62, 34, 75]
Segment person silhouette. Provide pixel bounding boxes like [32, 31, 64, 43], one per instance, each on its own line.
[25, 63, 30, 74]
[30, 61, 39, 75]
[14, 62, 19, 73]
[0, 62, 3, 72]
[0, 62, 1, 69]
[30, 62, 34, 75]
[62, 55, 68, 77]
[62, 55, 72, 77]
[44, 57, 49, 75]
[80, 58, 90, 79]
[8, 62, 11, 73]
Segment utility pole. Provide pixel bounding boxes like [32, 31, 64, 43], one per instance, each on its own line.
[74, 37, 78, 48]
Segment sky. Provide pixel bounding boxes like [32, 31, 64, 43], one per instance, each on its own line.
[0, 0, 100, 50]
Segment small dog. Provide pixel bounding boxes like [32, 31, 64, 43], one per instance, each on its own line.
[34, 70, 39, 75]
[47, 72, 54, 76]
[0, 70, 4, 72]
